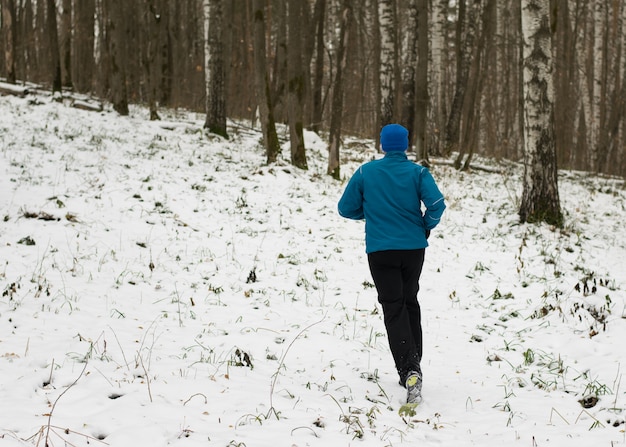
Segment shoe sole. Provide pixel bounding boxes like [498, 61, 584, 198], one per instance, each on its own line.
[406, 375, 419, 388]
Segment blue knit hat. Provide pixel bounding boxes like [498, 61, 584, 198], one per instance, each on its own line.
[380, 124, 409, 151]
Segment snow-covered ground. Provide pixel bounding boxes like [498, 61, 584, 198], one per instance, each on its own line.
[1, 93, 625, 446]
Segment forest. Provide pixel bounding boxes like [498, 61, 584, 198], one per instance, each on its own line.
[1, 0, 625, 181]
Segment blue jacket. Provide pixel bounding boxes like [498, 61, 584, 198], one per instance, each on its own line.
[338, 152, 446, 253]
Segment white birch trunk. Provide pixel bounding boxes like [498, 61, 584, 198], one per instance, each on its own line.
[400, 0, 418, 144]
[590, 0, 605, 171]
[378, 0, 395, 126]
[519, 0, 561, 225]
[430, 0, 447, 153]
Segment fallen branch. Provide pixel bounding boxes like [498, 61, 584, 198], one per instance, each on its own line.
[0, 81, 29, 97]
[71, 99, 103, 112]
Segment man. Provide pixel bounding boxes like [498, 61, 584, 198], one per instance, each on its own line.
[337, 123, 446, 405]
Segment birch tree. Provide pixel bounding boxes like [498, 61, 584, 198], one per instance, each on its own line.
[414, 0, 429, 160]
[443, 0, 480, 157]
[400, 0, 418, 147]
[429, 0, 451, 155]
[378, 0, 396, 129]
[455, 0, 489, 170]
[519, 0, 562, 226]
[203, 0, 227, 138]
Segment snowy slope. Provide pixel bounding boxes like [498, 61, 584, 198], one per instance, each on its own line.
[1, 93, 625, 447]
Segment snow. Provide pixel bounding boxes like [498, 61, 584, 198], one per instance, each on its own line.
[1, 93, 625, 447]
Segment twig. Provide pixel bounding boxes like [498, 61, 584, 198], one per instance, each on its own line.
[28, 425, 108, 446]
[612, 363, 621, 410]
[183, 393, 208, 406]
[138, 354, 153, 403]
[267, 315, 326, 418]
[574, 409, 605, 428]
[47, 359, 55, 386]
[108, 325, 131, 371]
[44, 360, 89, 447]
[549, 407, 570, 425]
[174, 283, 183, 328]
[290, 426, 319, 438]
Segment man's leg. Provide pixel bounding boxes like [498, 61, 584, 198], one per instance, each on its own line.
[368, 250, 419, 384]
[401, 249, 425, 360]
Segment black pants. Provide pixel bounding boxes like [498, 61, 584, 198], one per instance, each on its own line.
[368, 249, 425, 384]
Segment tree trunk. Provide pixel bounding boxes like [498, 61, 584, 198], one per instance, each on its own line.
[106, 0, 129, 115]
[596, 0, 623, 174]
[378, 0, 397, 129]
[47, 0, 62, 94]
[519, 0, 562, 226]
[414, 0, 429, 160]
[203, 0, 228, 137]
[21, 0, 36, 81]
[1, 0, 17, 83]
[287, 0, 307, 169]
[400, 0, 418, 148]
[445, 0, 480, 159]
[429, 0, 450, 156]
[73, 0, 95, 93]
[60, 0, 72, 88]
[36, 0, 47, 82]
[327, 0, 351, 179]
[311, 0, 326, 133]
[371, 0, 381, 146]
[252, 0, 280, 163]
[457, 0, 490, 170]
[142, 0, 162, 120]
[271, 0, 288, 124]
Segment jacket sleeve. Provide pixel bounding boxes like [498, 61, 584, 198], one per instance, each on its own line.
[338, 167, 365, 220]
[419, 168, 446, 230]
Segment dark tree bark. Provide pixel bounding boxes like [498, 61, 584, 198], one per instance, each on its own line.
[456, 0, 492, 171]
[46, 0, 62, 94]
[271, 0, 288, 124]
[204, 0, 228, 137]
[36, 0, 47, 81]
[2, 0, 17, 83]
[444, 0, 480, 156]
[20, 0, 36, 80]
[311, 0, 326, 133]
[106, 0, 129, 115]
[327, 0, 351, 179]
[142, 0, 163, 120]
[286, 0, 307, 169]
[60, 0, 72, 88]
[157, 2, 171, 106]
[252, 0, 280, 163]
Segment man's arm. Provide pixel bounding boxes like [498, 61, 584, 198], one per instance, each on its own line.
[420, 169, 446, 230]
[338, 168, 365, 220]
